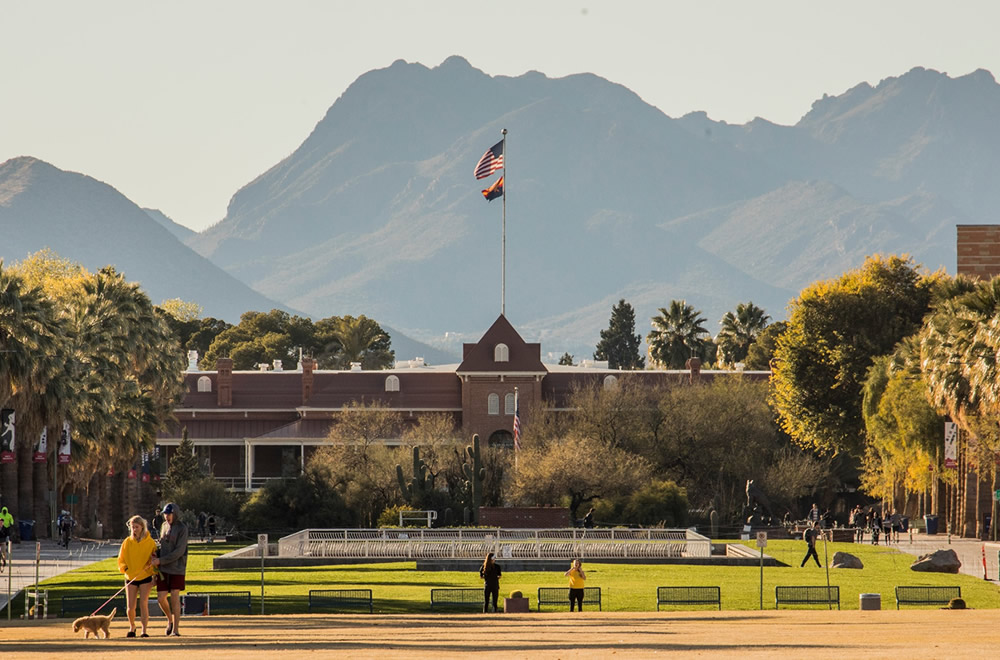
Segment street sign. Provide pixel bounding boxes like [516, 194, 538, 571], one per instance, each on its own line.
[994, 489, 1000, 501]
[258, 533, 268, 552]
[756, 531, 767, 548]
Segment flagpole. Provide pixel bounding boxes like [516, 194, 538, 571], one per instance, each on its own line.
[501, 128, 507, 317]
[513, 386, 518, 474]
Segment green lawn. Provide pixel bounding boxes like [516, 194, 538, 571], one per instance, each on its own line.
[30, 539, 1000, 613]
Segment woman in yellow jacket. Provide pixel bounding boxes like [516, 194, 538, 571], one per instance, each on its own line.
[118, 515, 157, 637]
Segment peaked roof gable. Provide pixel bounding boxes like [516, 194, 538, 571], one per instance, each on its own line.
[457, 315, 547, 374]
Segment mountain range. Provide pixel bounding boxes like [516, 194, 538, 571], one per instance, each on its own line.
[3, 59, 998, 361]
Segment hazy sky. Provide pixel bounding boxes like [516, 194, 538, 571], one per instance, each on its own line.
[3, 1, 998, 232]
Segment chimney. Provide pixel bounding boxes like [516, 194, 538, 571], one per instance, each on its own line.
[272, 359, 283, 372]
[216, 358, 233, 407]
[301, 357, 316, 404]
[685, 357, 702, 384]
[186, 350, 199, 372]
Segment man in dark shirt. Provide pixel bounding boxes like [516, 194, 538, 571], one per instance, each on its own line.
[800, 523, 822, 567]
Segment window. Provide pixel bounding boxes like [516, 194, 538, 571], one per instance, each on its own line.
[494, 343, 509, 362]
[603, 375, 618, 390]
[488, 393, 500, 415]
[385, 375, 400, 392]
[197, 376, 212, 393]
[504, 393, 515, 415]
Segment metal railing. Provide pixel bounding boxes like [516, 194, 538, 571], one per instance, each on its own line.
[276, 528, 710, 560]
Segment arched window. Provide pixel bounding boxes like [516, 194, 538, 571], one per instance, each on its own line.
[385, 375, 400, 392]
[488, 430, 515, 449]
[488, 393, 500, 415]
[504, 393, 515, 415]
[197, 376, 212, 393]
[603, 375, 618, 390]
[494, 343, 509, 362]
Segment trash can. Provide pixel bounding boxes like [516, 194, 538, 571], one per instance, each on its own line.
[924, 514, 939, 535]
[19, 519, 35, 541]
[859, 593, 881, 610]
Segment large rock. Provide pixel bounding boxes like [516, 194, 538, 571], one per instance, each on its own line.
[910, 549, 961, 574]
[831, 551, 864, 569]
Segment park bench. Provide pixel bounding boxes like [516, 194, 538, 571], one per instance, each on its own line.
[656, 586, 721, 610]
[430, 588, 484, 610]
[181, 591, 252, 615]
[775, 586, 840, 609]
[309, 588, 374, 613]
[59, 594, 126, 618]
[537, 587, 602, 611]
[895, 586, 961, 609]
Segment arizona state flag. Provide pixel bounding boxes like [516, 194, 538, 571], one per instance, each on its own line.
[481, 176, 504, 202]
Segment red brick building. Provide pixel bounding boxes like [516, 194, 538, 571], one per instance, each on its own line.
[957, 224, 1000, 280]
[158, 315, 765, 490]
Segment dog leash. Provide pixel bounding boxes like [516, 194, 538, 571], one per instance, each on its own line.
[89, 576, 139, 617]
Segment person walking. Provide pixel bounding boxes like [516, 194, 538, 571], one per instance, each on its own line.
[118, 515, 157, 637]
[479, 552, 502, 613]
[207, 513, 217, 540]
[150, 508, 164, 541]
[800, 523, 822, 567]
[564, 558, 586, 611]
[583, 508, 595, 529]
[197, 511, 207, 541]
[807, 503, 821, 527]
[152, 502, 188, 637]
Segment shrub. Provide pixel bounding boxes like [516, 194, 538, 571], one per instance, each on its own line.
[240, 473, 354, 532]
[166, 476, 241, 530]
[509, 590, 523, 599]
[622, 480, 689, 527]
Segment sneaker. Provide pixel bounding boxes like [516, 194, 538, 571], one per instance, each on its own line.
[165, 623, 173, 636]
[141, 633, 149, 638]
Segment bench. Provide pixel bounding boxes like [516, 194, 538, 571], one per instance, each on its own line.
[895, 586, 961, 609]
[537, 587, 602, 611]
[181, 591, 252, 615]
[309, 589, 374, 613]
[656, 586, 721, 610]
[59, 594, 126, 618]
[775, 586, 840, 609]
[430, 588, 484, 610]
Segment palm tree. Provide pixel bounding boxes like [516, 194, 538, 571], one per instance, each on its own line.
[318, 315, 394, 370]
[717, 302, 771, 367]
[646, 301, 709, 369]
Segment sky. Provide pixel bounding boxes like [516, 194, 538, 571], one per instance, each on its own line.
[3, 1, 998, 232]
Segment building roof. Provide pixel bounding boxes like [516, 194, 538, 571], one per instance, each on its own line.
[457, 315, 547, 374]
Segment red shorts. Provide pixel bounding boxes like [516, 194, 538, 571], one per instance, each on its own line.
[156, 573, 185, 592]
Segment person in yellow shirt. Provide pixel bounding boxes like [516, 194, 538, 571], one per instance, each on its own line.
[564, 558, 586, 611]
[118, 515, 157, 637]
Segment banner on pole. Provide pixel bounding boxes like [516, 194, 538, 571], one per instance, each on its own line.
[58, 421, 72, 464]
[944, 421, 958, 469]
[1, 409, 15, 463]
[33, 427, 47, 463]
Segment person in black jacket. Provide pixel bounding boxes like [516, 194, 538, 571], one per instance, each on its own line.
[800, 523, 822, 567]
[479, 552, 502, 613]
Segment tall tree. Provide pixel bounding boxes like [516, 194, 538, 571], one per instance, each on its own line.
[744, 321, 787, 370]
[770, 255, 935, 456]
[594, 299, 644, 370]
[646, 300, 709, 369]
[315, 315, 394, 370]
[716, 302, 770, 367]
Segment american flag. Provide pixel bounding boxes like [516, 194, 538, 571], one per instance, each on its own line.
[513, 394, 521, 452]
[474, 140, 504, 179]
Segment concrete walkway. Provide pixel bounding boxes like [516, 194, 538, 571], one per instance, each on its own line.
[845, 530, 1000, 583]
[1, 537, 120, 618]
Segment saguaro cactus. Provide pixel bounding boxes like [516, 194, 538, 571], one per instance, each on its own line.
[462, 434, 485, 524]
[396, 446, 433, 507]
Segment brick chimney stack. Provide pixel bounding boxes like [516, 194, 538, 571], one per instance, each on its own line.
[685, 357, 702, 384]
[216, 357, 233, 407]
[301, 357, 316, 404]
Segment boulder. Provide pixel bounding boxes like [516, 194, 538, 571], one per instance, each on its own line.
[830, 551, 863, 569]
[910, 549, 961, 574]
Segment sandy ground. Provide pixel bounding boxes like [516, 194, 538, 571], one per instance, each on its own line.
[0, 610, 995, 659]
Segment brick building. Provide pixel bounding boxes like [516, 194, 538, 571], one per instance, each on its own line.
[157, 315, 766, 490]
[957, 224, 1000, 280]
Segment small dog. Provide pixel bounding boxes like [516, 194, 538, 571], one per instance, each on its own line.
[72, 607, 116, 639]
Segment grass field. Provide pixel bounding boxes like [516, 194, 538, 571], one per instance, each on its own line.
[31, 538, 1000, 614]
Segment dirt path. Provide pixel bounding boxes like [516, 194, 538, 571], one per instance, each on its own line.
[0, 610, 992, 658]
